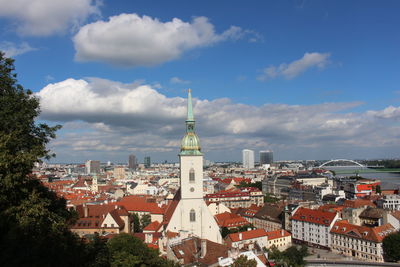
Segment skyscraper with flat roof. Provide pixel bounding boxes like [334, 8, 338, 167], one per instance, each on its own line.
[260, 150, 273, 165]
[242, 149, 254, 169]
[144, 156, 151, 168]
[85, 160, 100, 174]
[128, 154, 137, 170]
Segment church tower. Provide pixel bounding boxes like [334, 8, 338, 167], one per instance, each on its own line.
[166, 90, 222, 244]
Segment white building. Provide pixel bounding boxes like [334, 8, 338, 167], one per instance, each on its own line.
[166, 90, 222, 244]
[291, 207, 339, 248]
[331, 220, 396, 262]
[85, 160, 100, 174]
[377, 194, 400, 211]
[242, 149, 255, 169]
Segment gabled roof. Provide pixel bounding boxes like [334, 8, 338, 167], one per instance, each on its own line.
[265, 229, 291, 240]
[143, 220, 162, 232]
[291, 207, 337, 226]
[227, 229, 268, 242]
[343, 199, 376, 208]
[116, 195, 164, 214]
[170, 237, 229, 266]
[330, 220, 395, 243]
[254, 203, 283, 223]
[215, 212, 249, 228]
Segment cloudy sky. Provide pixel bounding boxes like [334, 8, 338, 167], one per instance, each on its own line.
[1, 0, 400, 163]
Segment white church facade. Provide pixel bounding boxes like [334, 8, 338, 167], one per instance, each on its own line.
[165, 90, 222, 244]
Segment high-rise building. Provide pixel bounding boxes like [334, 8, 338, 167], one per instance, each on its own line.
[128, 154, 137, 170]
[242, 149, 255, 169]
[114, 166, 126, 180]
[144, 156, 151, 168]
[166, 89, 222, 244]
[85, 160, 100, 174]
[260, 150, 273, 165]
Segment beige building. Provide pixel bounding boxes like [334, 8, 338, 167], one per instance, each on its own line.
[113, 166, 126, 179]
[330, 220, 396, 262]
[265, 229, 292, 251]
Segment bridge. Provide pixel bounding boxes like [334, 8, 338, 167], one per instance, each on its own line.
[319, 159, 365, 168]
[318, 159, 383, 169]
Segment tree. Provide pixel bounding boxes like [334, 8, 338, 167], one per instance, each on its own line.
[221, 226, 230, 238]
[264, 193, 279, 203]
[107, 233, 178, 267]
[0, 51, 87, 266]
[375, 184, 382, 194]
[140, 213, 152, 229]
[232, 255, 257, 267]
[132, 213, 141, 232]
[383, 231, 400, 262]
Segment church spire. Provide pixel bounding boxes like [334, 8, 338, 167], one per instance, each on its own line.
[180, 89, 202, 155]
[187, 89, 194, 122]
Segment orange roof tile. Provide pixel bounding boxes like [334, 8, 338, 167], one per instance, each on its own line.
[228, 229, 268, 242]
[291, 207, 337, 226]
[265, 229, 291, 240]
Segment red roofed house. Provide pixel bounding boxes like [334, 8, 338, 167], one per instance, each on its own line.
[331, 220, 396, 262]
[291, 207, 339, 248]
[71, 204, 131, 236]
[116, 195, 164, 222]
[215, 212, 250, 229]
[225, 229, 268, 249]
[265, 229, 292, 251]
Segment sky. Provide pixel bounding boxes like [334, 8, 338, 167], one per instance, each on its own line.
[1, 0, 400, 163]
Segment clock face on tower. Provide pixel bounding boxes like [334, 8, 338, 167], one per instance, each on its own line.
[188, 124, 194, 131]
[190, 187, 194, 192]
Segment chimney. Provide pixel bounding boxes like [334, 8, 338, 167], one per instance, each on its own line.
[239, 233, 242, 240]
[281, 229, 284, 236]
[201, 239, 207, 258]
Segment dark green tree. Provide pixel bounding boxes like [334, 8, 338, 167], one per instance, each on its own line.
[221, 226, 230, 238]
[232, 255, 257, 267]
[383, 231, 400, 262]
[0, 52, 87, 267]
[107, 233, 178, 267]
[140, 213, 152, 229]
[132, 213, 141, 232]
[85, 233, 111, 267]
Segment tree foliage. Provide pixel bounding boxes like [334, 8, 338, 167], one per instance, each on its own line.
[232, 255, 257, 267]
[383, 231, 400, 262]
[107, 233, 178, 267]
[0, 51, 92, 266]
[267, 245, 308, 267]
[140, 213, 152, 229]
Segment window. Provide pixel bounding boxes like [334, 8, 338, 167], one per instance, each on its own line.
[190, 209, 196, 222]
[189, 168, 195, 183]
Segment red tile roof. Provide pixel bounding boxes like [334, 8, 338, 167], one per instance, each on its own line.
[265, 229, 291, 240]
[343, 199, 376, 208]
[116, 195, 164, 214]
[291, 207, 337, 226]
[143, 221, 162, 232]
[215, 212, 249, 228]
[330, 220, 395, 243]
[227, 229, 268, 242]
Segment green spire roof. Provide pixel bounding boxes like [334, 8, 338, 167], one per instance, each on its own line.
[187, 89, 194, 122]
[180, 89, 202, 156]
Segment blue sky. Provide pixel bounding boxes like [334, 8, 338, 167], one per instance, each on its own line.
[1, 0, 400, 163]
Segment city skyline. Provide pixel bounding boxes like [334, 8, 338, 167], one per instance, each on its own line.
[1, 1, 400, 162]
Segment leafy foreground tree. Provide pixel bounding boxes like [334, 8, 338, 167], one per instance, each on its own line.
[232, 255, 257, 267]
[267, 245, 309, 267]
[0, 52, 88, 267]
[107, 233, 178, 267]
[383, 231, 400, 262]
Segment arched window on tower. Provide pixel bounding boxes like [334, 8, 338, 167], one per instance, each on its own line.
[190, 209, 196, 222]
[189, 168, 195, 183]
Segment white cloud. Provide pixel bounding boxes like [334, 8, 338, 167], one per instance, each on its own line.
[73, 14, 244, 66]
[170, 77, 191, 84]
[37, 77, 400, 161]
[0, 0, 100, 36]
[258, 52, 331, 81]
[0, 41, 36, 57]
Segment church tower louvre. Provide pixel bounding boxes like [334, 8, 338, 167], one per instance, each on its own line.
[165, 90, 222, 244]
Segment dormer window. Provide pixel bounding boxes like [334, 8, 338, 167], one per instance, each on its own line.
[189, 168, 195, 183]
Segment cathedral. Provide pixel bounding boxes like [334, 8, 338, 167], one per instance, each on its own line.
[165, 90, 222, 244]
